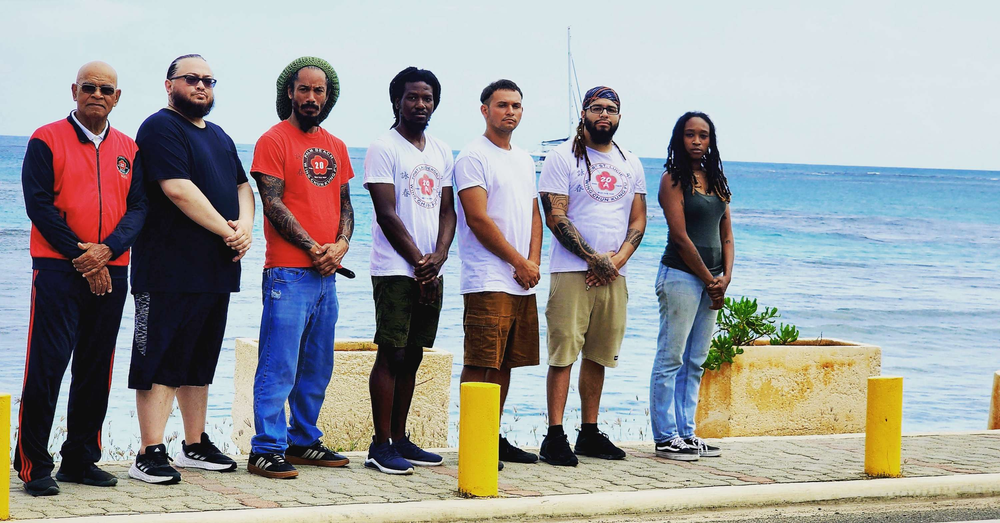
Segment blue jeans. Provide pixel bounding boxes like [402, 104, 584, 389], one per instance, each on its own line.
[251, 267, 338, 454]
[649, 264, 718, 443]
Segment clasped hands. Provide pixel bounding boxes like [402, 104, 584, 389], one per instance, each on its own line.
[224, 219, 252, 262]
[309, 239, 349, 277]
[73, 242, 112, 296]
[414, 251, 446, 305]
[706, 275, 731, 310]
[584, 251, 623, 289]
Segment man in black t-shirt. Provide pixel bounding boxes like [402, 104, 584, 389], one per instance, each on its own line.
[128, 54, 255, 485]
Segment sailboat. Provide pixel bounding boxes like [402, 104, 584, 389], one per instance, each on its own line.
[532, 27, 583, 172]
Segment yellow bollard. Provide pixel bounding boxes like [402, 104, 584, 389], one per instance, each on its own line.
[1, 393, 9, 520]
[865, 376, 903, 477]
[457, 382, 500, 498]
[988, 371, 1000, 430]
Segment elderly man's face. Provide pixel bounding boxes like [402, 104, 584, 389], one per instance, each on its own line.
[72, 64, 120, 123]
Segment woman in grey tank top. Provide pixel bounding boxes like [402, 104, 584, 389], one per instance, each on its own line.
[649, 112, 734, 462]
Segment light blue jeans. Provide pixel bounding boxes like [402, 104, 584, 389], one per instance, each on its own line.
[649, 264, 718, 443]
[251, 267, 338, 454]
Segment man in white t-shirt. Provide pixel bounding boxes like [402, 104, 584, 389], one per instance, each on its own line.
[537, 86, 647, 467]
[363, 67, 456, 475]
[454, 79, 542, 467]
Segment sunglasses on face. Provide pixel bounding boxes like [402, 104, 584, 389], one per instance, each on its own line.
[169, 74, 217, 88]
[79, 83, 116, 96]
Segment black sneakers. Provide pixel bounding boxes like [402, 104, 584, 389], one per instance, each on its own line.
[685, 436, 722, 458]
[55, 463, 118, 487]
[539, 433, 578, 467]
[654, 436, 700, 461]
[129, 444, 182, 484]
[24, 476, 59, 496]
[575, 429, 626, 460]
[248, 452, 298, 479]
[173, 432, 237, 472]
[286, 441, 349, 467]
[499, 436, 538, 464]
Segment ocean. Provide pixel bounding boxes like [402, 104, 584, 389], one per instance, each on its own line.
[1, 134, 998, 457]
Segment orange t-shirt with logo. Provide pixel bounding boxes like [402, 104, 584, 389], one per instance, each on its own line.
[251, 120, 354, 268]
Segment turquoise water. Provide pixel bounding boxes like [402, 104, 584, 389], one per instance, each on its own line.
[1, 134, 998, 455]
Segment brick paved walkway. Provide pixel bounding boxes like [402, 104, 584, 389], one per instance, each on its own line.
[10, 432, 1000, 520]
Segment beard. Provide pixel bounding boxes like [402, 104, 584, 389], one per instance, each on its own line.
[584, 117, 618, 145]
[399, 113, 430, 134]
[170, 90, 214, 119]
[292, 100, 324, 131]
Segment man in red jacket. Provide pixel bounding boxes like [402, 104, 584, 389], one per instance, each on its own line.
[17, 61, 147, 496]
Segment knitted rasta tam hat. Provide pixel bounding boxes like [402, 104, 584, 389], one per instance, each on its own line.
[275, 56, 340, 122]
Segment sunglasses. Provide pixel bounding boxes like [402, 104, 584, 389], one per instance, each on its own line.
[79, 83, 116, 96]
[169, 74, 217, 88]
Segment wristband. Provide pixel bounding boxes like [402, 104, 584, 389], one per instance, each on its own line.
[337, 234, 350, 246]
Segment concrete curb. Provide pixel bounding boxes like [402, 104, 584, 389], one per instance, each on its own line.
[16, 473, 1000, 523]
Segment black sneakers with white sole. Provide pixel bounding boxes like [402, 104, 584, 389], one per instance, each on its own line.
[173, 432, 237, 472]
[654, 436, 700, 461]
[129, 444, 181, 484]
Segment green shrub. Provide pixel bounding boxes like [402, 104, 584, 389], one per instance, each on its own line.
[702, 297, 799, 371]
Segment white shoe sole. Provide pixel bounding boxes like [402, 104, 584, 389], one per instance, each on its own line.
[173, 452, 237, 471]
[699, 450, 722, 458]
[655, 450, 700, 461]
[403, 457, 443, 467]
[364, 458, 414, 475]
[128, 463, 181, 484]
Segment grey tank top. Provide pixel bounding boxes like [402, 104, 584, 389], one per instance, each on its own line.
[661, 185, 728, 276]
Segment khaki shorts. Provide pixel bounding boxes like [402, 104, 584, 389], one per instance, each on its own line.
[545, 272, 627, 368]
[463, 292, 540, 369]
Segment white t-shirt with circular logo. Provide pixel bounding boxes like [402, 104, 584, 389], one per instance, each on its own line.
[537, 140, 647, 275]
[363, 130, 454, 277]
[454, 135, 538, 296]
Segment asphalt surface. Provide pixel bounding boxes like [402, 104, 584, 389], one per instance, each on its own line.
[532, 496, 1000, 523]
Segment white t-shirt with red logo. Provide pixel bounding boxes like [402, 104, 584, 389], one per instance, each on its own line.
[454, 135, 538, 296]
[363, 129, 454, 277]
[538, 140, 647, 275]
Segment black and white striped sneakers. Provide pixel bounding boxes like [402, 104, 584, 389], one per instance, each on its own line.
[285, 441, 350, 468]
[129, 444, 181, 484]
[173, 433, 238, 472]
[247, 452, 298, 479]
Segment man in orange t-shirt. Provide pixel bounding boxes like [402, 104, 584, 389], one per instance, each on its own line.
[247, 57, 354, 479]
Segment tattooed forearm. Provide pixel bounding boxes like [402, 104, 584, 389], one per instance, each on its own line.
[338, 184, 354, 242]
[554, 219, 599, 260]
[625, 228, 644, 248]
[254, 173, 315, 251]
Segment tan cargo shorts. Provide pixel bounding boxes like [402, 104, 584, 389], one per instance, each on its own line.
[545, 271, 627, 368]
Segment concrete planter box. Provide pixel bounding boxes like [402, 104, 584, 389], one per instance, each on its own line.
[231, 338, 452, 452]
[694, 339, 881, 438]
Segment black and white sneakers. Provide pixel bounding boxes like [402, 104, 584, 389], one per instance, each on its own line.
[248, 452, 298, 479]
[685, 436, 722, 458]
[129, 444, 182, 484]
[286, 441, 349, 468]
[654, 436, 700, 461]
[173, 432, 238, 472]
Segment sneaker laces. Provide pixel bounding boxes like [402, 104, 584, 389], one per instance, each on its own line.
[687, 436, 709, 451]
[668, 436, 692, 449]
[271, 454, 288, 465]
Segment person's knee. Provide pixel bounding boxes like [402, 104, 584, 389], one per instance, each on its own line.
[377, 347, 408, 375]
[402, 347, 423, 373]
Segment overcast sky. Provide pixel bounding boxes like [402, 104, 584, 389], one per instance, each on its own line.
[2, 0, 998, 170]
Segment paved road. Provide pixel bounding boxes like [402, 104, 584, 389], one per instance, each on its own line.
[10, 432, 1000, 520]
[535, 496, 1000, 522]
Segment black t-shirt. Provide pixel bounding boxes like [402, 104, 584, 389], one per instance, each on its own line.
[131, 108, 248, 294]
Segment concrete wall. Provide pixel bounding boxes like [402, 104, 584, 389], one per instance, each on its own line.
[231, 338, 452, 453]
[695, 339, 881, 438]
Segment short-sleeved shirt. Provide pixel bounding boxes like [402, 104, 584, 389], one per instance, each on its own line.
[131, 108, 248, 294]
[454, 135, 537, 296]
[363, 130, 454, 278]
[251, 120, 354, 269]
[538, 140, 647, 275]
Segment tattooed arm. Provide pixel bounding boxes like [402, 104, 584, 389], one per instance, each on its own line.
[539, 192, 618, 286]
[313, 183, 353, 276]
[610, 194, 647, 270]
[707, 204, 735, 306]
[252, 172, 317, 251]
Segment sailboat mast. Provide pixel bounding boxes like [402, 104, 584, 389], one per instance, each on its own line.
[567, 26, 574, 136]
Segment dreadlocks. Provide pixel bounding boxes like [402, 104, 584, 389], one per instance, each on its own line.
[573, 86, 626, 174]
[664, 112, 731, 203]
[388, 66, 441, 128]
